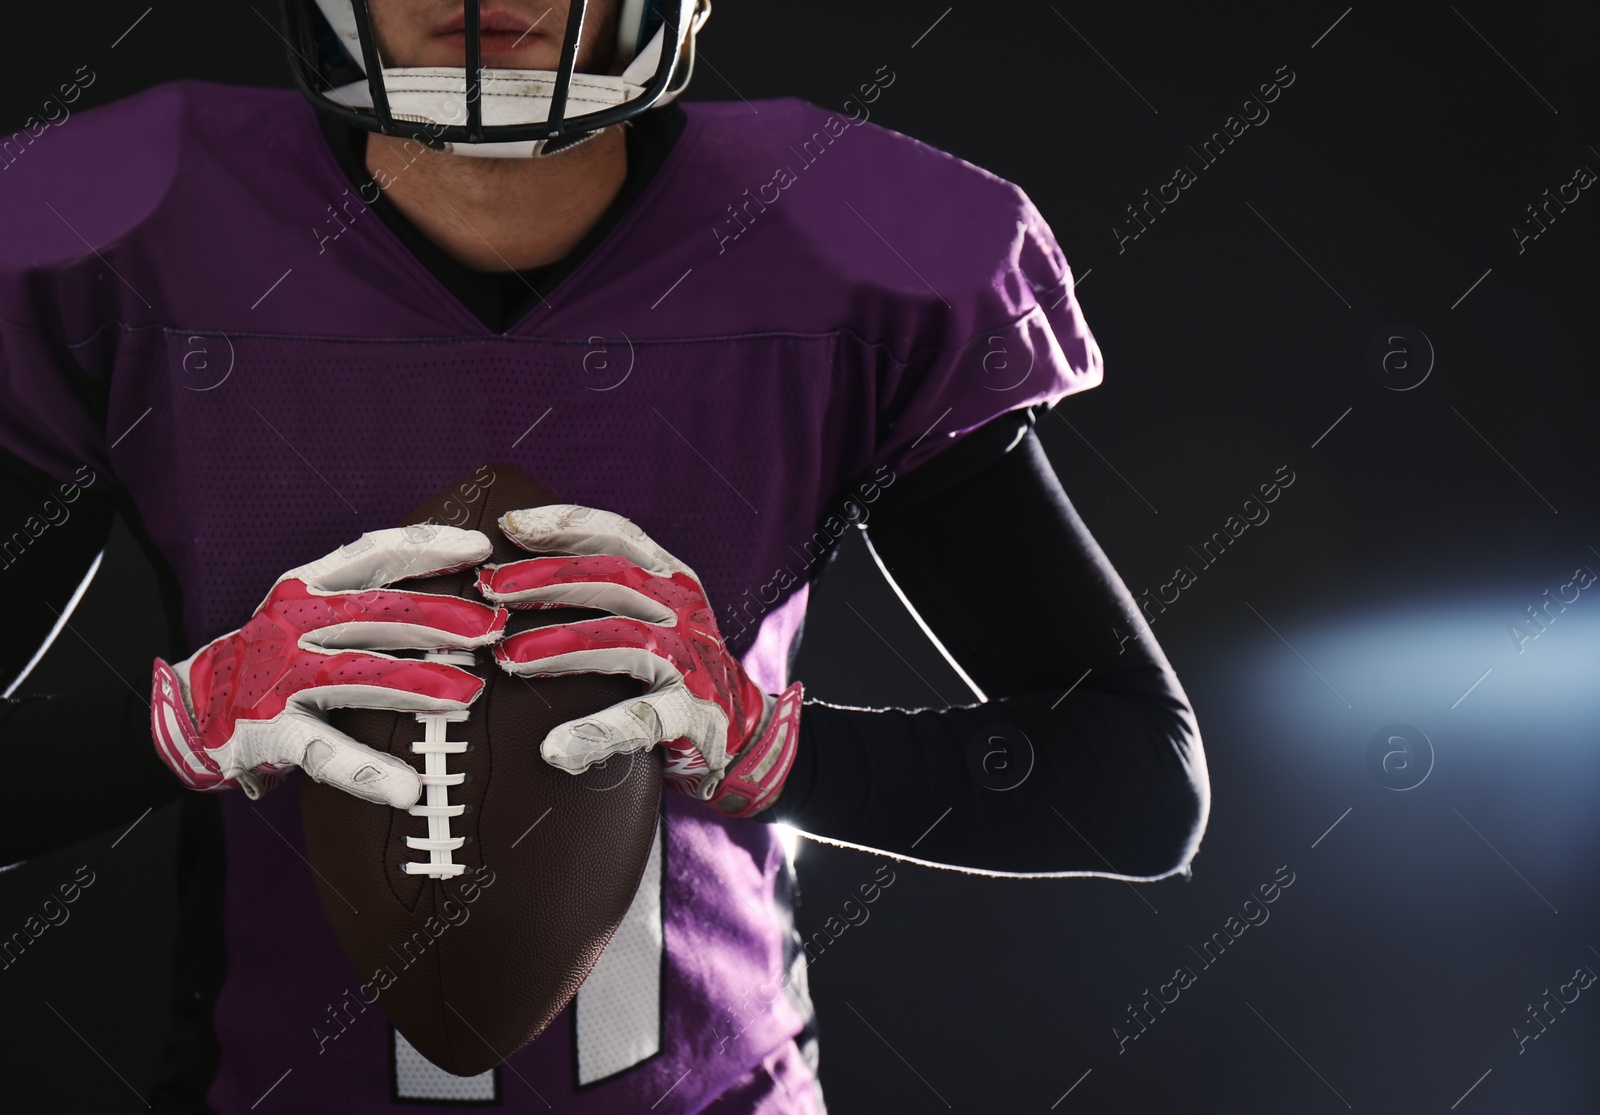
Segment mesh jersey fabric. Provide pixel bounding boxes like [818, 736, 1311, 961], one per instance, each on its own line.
[0, 80, 1101, 1113]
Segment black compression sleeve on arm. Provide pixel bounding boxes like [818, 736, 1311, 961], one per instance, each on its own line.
[0, 690, 186, 863]
[0, 448, 186, 863]
[770, 426, 1208, 877]
[0, 450, 115, 688]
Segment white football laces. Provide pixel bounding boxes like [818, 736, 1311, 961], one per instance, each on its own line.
[402, 648, 474, 879]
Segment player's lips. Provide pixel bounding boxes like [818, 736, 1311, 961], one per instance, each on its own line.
[433, 6, 551, 54]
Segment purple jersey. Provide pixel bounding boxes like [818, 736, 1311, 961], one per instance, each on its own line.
[0, 81, 1100, 1112]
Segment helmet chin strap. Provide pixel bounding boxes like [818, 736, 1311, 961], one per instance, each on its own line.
[312, 1, 704, 159]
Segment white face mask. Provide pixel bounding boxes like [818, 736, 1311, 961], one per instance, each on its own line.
[302, 0, 709, 158]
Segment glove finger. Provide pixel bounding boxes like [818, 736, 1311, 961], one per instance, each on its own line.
[539, 694, 667, 775]
[302, 592, 507, 651]
[495, 621, 686, 689]
[497, 505, 695, 580]
[540, 686, 725, 776]
[236, 714, 422, 808]
[476, 556, 678, 625]
[287, 525, 493, 594]
[291, 654, 488, 713]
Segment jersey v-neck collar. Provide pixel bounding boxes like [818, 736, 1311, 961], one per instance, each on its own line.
[311, 102, 688, 336]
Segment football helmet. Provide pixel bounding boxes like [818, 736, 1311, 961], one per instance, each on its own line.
[279, 0, 712, 157]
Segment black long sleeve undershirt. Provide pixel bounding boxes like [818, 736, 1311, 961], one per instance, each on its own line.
[0, 451, 187, 863]
[769, 422, 1208, 877]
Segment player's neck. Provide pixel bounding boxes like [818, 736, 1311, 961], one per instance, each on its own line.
[366, 126, 628, 273]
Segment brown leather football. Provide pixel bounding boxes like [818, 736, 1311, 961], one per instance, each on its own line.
[301, 465, 662, 1077]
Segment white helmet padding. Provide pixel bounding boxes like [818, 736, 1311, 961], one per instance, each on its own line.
[291, 0, 709, 158]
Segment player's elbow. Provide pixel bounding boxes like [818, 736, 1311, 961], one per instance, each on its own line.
[1033, 686, 1210, 880]
[1118, 703, 1210, 880]
[1125, 737, 1209, 880]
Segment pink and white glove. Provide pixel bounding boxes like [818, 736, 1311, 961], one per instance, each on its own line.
[150, 525, 508, 807]
[476, 505, 803, 818]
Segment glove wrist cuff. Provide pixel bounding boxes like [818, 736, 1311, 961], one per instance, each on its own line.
[703, 682, 803, 819]
[151, 658, 220, 791]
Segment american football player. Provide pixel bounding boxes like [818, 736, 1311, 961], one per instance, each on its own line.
[0, 2, 1209, 1110]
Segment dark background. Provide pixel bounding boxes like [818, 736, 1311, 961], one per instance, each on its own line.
[3, 2, 1598, 1111]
